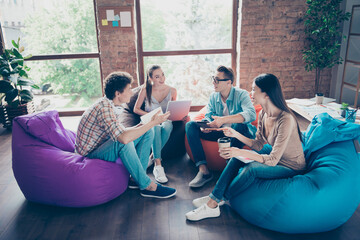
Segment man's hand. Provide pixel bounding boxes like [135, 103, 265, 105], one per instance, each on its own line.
[151, 111, 170, 125]
[208, 115, 224, 128]
[200, 127, 212, 133]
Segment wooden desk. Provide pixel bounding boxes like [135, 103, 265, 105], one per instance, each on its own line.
[287, 99, 360, 152]
[287, 98, 360, 124]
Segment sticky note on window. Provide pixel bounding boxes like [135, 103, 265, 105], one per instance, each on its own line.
[106, 10, 115, 21]
[120, 11, 131, 27]
[102, 19, 108, 26]
[112, 21, 119, 27]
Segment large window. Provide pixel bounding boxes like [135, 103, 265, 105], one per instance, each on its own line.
[0, 0, 101, 114]
[136, 0, 238, 106]
[339, 5, 360, 107]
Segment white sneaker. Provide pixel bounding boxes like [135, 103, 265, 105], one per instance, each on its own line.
[153, 165, 168, 183]
[185, 204, 220, 221]
[147, 155, 154, 168]
[192, 196, 225, 208]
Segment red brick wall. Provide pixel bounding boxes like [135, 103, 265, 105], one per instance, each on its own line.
[238, 0, 331, 98]
[95, 0, 138, 88]
[94, 0, 331, 98]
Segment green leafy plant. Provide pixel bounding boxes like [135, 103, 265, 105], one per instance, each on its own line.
[340, 102, 349, 117]
[0, 38, 39, 107]
[303, 0, 351, 95]
[340, 102, 349, 110]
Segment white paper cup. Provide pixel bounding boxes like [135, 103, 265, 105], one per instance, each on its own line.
[217, 137, 231, 149]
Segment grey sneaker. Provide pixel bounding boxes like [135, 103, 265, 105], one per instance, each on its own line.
[192, 196, 225, 208]
[189, 171, 213, 188]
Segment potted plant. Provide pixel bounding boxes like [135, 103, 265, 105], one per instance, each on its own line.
[0, 38, 39, 128]
[340, 102, 349, 118]
[302, 0, 351, 104]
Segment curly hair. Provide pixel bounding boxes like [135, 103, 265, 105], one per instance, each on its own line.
[104, 72, 133, 100]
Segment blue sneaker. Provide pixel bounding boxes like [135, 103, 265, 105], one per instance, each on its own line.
[128, 179, 139, 189]
[140, 184, 176, 199]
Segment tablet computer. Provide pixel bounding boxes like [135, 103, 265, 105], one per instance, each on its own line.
[166, 100, 191, 121]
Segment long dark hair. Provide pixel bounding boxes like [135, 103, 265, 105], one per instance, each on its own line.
[145, 65, 161, 106]
[254, 73, 303, 142]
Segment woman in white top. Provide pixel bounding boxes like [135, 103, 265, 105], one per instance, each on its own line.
[134, 65, 177, 183]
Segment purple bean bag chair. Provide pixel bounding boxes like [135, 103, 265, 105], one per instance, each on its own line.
[12, 110, 129, 207]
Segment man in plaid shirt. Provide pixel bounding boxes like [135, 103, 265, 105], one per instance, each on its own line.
[76, 71, 176, 199]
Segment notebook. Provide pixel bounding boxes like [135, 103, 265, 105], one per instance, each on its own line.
[235, 149, 256, 163]
[140, 107, 163, 124]
[166, 100, 191, 121]
[235, 156, 254, 164]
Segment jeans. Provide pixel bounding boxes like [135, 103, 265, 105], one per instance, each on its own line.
[209, 158, 298, 203]
[152, 120, 173, 160]
[185, 121, 253, 167]
[87, 129, 154, 190]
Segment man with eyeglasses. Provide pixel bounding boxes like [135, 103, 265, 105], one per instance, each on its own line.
[185, 65, 257, 188]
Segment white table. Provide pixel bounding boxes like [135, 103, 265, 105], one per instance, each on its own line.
[286, 98, 360, 124]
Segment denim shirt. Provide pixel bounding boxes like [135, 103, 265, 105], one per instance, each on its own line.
[204, 86, 257, 137]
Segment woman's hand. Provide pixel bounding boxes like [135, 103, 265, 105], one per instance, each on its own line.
[219, 147, 242, 159]
[221, 127, 239, 138]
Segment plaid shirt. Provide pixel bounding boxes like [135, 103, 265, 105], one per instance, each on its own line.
[75, 97, 125, 156]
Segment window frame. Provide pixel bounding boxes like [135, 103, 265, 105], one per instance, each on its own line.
[0, 0, 102, 116]
[135, 0, 239, 110]
[0, 24, 4, 53]
[339, 5, 360, 108]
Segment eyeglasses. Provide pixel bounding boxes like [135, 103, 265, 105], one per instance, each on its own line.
[211, 76, 231, 84]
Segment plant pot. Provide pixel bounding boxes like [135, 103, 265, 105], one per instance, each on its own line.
[340, 109, 347, 118]
[0, 101, 35, 129]
[315, 93, 324, 105]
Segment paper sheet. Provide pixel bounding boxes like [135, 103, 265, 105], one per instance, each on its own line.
[301, 105, 342, 119]
[309, 97, 336, 104]
[101, 19, 108, 26]
[120, 11, 131, 27]
[106, 10, 115, 21]
[140, 107, 162, 124]
[286, 98, 315, 106]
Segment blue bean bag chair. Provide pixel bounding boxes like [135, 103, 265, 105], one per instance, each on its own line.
[229, 113, 360, 233]
[12, 110, 129, 207]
